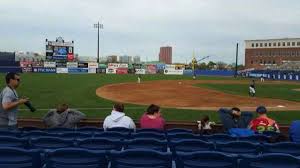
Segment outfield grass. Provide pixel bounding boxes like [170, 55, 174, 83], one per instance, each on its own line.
[0, 73, 299, 124]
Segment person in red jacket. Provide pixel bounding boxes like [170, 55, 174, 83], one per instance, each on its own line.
[248, 106, 280, 133]
[140, 104, 165, 129]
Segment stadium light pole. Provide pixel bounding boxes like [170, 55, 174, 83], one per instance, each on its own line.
[94, 22, 103, 63]
[235, 43, 239, 78]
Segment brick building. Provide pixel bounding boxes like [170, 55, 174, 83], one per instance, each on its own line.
[159, 46, 172, 64]
[245, 38, 300, 69]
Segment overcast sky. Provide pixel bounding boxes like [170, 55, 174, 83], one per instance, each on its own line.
[1, 0, 300, 64]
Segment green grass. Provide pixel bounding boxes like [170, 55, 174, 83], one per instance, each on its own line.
[0, 73, 299, 124]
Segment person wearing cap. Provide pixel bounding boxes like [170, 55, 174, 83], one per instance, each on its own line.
[248, 106, 280, 133]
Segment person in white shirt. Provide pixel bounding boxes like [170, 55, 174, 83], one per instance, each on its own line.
[103, 103, 136, 130]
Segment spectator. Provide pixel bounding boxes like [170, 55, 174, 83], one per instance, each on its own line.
[103, 103, 136, 130]
[218, 107, 253, 132]
[0, 72, 29, 129]
[140, 104, 165, 129]
[248, 106, 280, 133]
[43, 103, 86, 128]
[197, 115, 215, 134]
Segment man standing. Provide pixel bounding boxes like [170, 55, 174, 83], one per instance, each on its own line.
[0, 72, 29, 129]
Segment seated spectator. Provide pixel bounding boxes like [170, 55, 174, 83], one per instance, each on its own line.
[140, 104, 165, 129]
[43, 104, 86, 128]
[248, 106, 280, 133]
[197, 115, 215, 134]
[103, 103, 136, 130]
[218, 107, 253, 132]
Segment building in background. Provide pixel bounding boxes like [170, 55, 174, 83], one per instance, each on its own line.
[15, 51, 45, 62]
[119, 55, 132, 63]
[245, 38, 300, 69]
[133, 56, 141, 64]
[107, 55, 118, 63]
[159, 46, 172, 64]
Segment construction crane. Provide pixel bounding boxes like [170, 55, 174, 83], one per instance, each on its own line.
[191, 53, 210, 79]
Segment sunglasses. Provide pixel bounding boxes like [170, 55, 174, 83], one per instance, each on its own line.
[14, 78, 20, 82]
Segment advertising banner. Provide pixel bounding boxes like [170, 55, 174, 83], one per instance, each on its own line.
[156, 64, 166, 70]
[44, 62, 56, 68]
[106, 68, 117, 74]
[146, 64, 157, 74]
[88, 62, 99, 68]
[67, 62, 78, 68]
[164, 69, 184, 75]
[107, 63, 119, 69]
[68, 68, 88, 74]
[56, 62, 67, 68]
[135, 69, 146, 74]
[175, 64, 185, 70]
[22, 67, 32, 73]
[31, 62, 43, 67]
[56, 68, 68, 73]
[119, 64, 128, 68]
[88, 68, 97, 74]
[32, 67, 56, 73]
[96, 68, 106, 73]
[116, 68, 128, 74]
[78, 62, 88, 68]
[20, 61, 32, 68]
[296, 75, 299, 80]
[165, 64, 176, 69]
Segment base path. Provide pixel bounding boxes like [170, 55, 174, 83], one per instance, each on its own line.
[96, 80, 300, 111]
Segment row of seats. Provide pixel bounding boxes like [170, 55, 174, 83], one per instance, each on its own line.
[0, 136, 299, 156]
[1, 147, 300, 168]
[0, 130, 274, 143]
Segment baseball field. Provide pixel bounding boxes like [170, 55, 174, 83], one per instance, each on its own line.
[1, 73, 300, 124]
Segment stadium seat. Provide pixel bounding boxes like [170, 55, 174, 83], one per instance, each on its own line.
[130, 132, 166, 140]
[76, 127, 104, 134]
[109, 149, 172, 168]
[239, 153, 300, 168]
[261, 131, 281, 137]
[57, 132, 92, 140]
[263, 142, 300, 156]
[136, 128, 165, 134]
[124, 138, 168, 152]
[170, 139, 215, 154]
[76, 138, 122, 151]
[94, 131, 128, 140]
[46, 127, 75, 133]
[0, 136, 27, 148]
[0, 130, 21, 137]
[166, 128, 193, 134]
[19, 127, 42, 132]
[215, 141, 261, 155]
[21, 131, 59, 138]
[176, 151, 238, 168]
[238, 134, 270, 143]
[0, 147, 42, 168]
[205, 133, 238, 143]
[44, 148, 107, 168]
[167, 133, 204, 142]
[30, 137, 74, 150]
[289, 120, 300, 143]
[106, 127, 134, 134]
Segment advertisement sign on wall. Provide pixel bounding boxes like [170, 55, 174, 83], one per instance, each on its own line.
[135, 69, 146, 74]
[107, 63, 119, 69]
[56, 68, 68, 73]
[88, 68, 97, 73]
[68, 68, 88, 74]
[88, 62, 99, 68]
[33, 67, 56, 73]
[78, 62, 88, 68]
[20, 61, 32, 68]
[106, 68, 117, 74]
[44, 62, 56, 68]
[165, 64, 176, 69]
[32, 62, 44, 67]
[146, 64, 157, 74]
[116, 68, 128, 74]
[22, 67, 32, 72]
[164, 69, 183, 75]
[67, 62, 78, 68]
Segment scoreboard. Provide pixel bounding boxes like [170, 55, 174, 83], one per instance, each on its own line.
[46, 37, 74, 61]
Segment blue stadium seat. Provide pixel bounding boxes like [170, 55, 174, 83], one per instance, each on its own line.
[57, 132, 92, 140]
[167, 133, 204, 142]
[0, 136, 27, 148]
[46, 127, 75, 134]
[170, 139, 215, 154]
[263, 142, 300, 156]
[290, 120, 300, 143]
[205, 133, 238, 143]
[130, 132, 166, 140]
[239, 153, 300, 168]
[176, 151, 238, 168]
[21, 131, 59, 138]
[77, 138, 122, 151]
[136, 128, 165, 134]
[109, 149, 172, 168]
[167, 128, 193, 134]
[76, 127, 104, 134]
[261, 131, 280, 137]
[216, 141, 261, 155]
[19, 127, 42, 132]
[124, 138, 168, 152]
[44, 148, 107, 168]
[0, 147, 41, 168]
[106, 127, 134, 134]
[238, 134, 270, 143]
[0, 130, 21, 137]
[94, 131, 128, 140]
[30, 137, 74, 150]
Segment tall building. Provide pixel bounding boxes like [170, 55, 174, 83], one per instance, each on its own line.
[133, 56, 141, 64]
[245, 38, 300, 69]
[119, 55, 132, 63]
[107, 55, 118, 63]
[159, 46, 172, 64]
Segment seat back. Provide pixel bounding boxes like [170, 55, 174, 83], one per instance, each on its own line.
[30, 137, 74, 150]
[0, 136, 27, 148]
[216, 141, 260, 155]
[263, 142, 300, 156]
[130, 132, 166, 140]
[124, 138, 168, 152]
[77, 138, 122, 151]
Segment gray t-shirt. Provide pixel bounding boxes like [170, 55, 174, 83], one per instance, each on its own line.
[0, 86, 19, 126]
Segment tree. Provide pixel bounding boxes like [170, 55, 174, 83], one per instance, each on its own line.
[215, 61, 227, 70]
[207, 61, 216, 70]
[198, 62, 207, 69]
